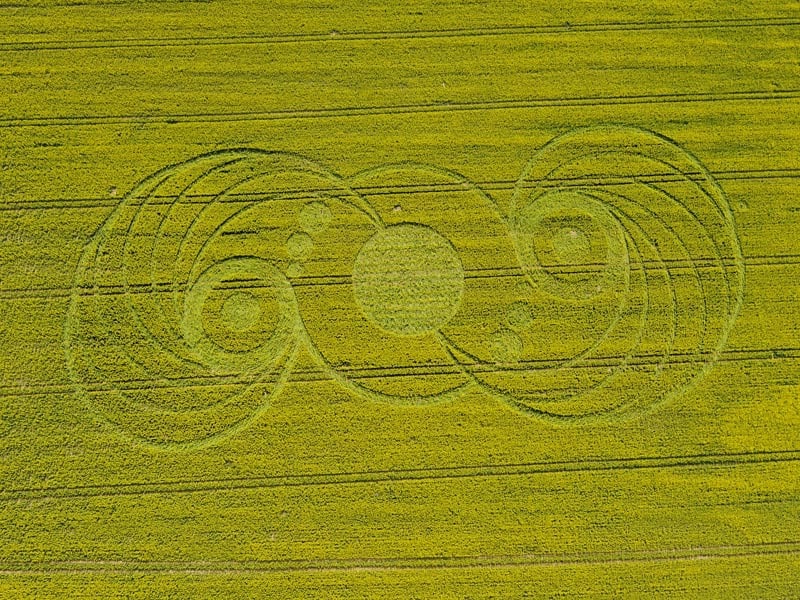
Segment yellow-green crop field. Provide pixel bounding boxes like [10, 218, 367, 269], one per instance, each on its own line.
[1, 1, 799, 597]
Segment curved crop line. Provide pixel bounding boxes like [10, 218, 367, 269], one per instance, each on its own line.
[143, 152, 348, 371]
[294, 161, 500, 406]
[183, 160, 376, 288]
[66, 150, 313, 445]
[473, 223, 652, 421]
[623, 124, 739, 228]
[252, 152, 385, 227]
[173, 153, 381, 320]
[167, 260, 300, 415]
[63, 176, 183, 416]
[119, 163, 310, 417]
[440, 217, 647, 411]
[604, 183, 714, 351]
[62, 127, 748, 449]
[645, 174, 742, 324]
[573, 195, 678, 416]
[512, 190, 631, 302]
[103, 342, 300, 452]
[573, 174, 708, 358]
[63, 162, 207, 416]
[602, 152, 743, 359]
[350, 160, 504, 217]
[507, 201, 633, 374]
[378, 162, 636, 382]
[551, 200, 653, 377]
[119, 156, 249, 375]
[179, 170, 290, 287]
[152, 155, 250, 330]
[585, 188, 685, 360]
[617, 151, 741, 313]
[517, 144, 737, 289]
[297, 324, 474, 406]
[500, 126, 740, 422]
[79, 169, 177, 290]
[513, 137, 740, 362]
[171, 153, 382, 412]
[506, 155, 641, 368]
[513, 124, 736, 229]
[536, 182, 743, 417]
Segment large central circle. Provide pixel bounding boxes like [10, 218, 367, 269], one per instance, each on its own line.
[353, 223, 464, 336]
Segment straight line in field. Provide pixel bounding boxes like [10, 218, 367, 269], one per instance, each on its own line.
[3, 167, 799, 212]
[1, 345, 798, 401]
[0, 0, 206, 7]
[0, 253, 793, 301]
[2, 17, 799, 52]
[0, 89, 797, 129]
[0, 449, 798, 503]
[2, 541, 800, 575]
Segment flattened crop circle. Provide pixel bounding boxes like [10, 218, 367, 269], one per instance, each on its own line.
[352, 223, 465, 336]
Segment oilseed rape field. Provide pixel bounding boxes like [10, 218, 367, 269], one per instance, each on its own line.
[0, 1, 799, 598]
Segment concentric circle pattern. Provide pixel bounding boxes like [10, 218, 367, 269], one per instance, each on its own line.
[499, 126, 745, 421]
[64, 126, 745, 447]
[64, 149, 347, 448]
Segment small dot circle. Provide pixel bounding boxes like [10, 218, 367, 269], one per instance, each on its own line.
[506, 301, 533, 330]
[299, 201, 332, 235]
[491, 328, 523, 363]
[286, 262, 303, 278]
[286, 232, 313, 259]
[221, 291, 261, 333]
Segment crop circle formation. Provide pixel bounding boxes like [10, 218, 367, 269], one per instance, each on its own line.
[64, 126, 745, 447]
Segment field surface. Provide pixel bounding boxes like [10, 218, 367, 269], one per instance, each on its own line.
[1, 1, 799, 598]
